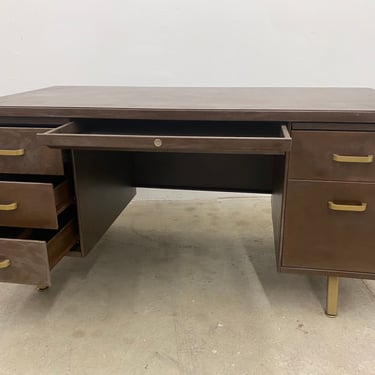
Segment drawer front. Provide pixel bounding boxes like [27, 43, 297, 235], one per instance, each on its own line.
[0, 180, 73, 229]
[0, 127, 64, 175]
[283, 180, 375, 273]
[0, 220, 77, 286]
[289, 130, 375, 182]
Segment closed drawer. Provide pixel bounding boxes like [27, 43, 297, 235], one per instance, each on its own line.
[0, 219, 78, 286]
[38, 120, 292, 155]
[0, 178, 73, 229]
[283, 180, 375, 274]
[289, 130, 375, 182]
[0, 127, 65, 175]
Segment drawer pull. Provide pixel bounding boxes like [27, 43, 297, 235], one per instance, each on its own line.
[0, 202, 18, 211]
[0, 258, 11, 269]
[154, 138, 162, 147]
[333, 154, 373, 163]
[328, 201, 367, 212]
[0, 149, 25, 156]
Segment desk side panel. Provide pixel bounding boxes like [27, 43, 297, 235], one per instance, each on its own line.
[271, 154, 289, 270]
[72, 150, 136, 255]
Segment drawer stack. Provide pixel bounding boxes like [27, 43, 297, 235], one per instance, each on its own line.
[282, 124, 375, 277]
[0, 122, 79, 287]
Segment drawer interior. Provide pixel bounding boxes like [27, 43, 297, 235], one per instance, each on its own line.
[0, 117, 66, 127]
[0, 174, 67, 185]
[0, 207, 76, 242]
[56, 120, 286, 137]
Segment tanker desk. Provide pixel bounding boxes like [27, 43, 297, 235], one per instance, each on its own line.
[0, 86, 374, 317]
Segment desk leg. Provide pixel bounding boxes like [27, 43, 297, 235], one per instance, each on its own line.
[326, 276, 339, 317]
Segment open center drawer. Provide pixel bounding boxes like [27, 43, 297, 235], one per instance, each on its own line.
[0, 211, 78, 286]
[38, 120, 291, 154]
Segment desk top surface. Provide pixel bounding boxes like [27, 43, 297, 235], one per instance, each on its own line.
[0, 86, 374, 122]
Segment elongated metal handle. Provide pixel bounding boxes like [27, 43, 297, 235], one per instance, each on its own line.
[333, 154, 373, 163]
[0, 149, 25, 156]
[0, 258, 11, 269]
[0, 202, 18, 211]
[328, 201, 367, 212]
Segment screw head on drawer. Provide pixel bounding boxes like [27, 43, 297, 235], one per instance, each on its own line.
[154, 138, 162, 147]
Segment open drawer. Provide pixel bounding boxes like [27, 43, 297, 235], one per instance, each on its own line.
[0, 126, 65, 175]
[38, 120, 291, 154]
[0, 217, 78, 286]
[0, 176, 74, 229]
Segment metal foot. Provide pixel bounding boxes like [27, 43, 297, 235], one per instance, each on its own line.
[325, 276, 339, 317]
[36, 284, 49, 291]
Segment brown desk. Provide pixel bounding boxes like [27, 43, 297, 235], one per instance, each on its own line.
[0, 86, 374, 316]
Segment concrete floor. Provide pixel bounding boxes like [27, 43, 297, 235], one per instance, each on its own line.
[0, 197, 375, 375]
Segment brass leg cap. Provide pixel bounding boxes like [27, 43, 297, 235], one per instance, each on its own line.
[325, 312, 337, 318]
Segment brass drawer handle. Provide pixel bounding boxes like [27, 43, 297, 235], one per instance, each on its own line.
[333, 154, 373, 163]
[0, 149, 25, 156]
[0, 258, 11, 269]
[0, 202, 18, 211]
[328, 201, 367, 212]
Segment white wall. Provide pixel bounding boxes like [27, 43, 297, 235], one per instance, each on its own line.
[1, 0, 374, 200]
[1, 0, 374, 96]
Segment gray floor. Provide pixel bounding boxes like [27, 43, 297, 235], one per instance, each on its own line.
[0, 197, 375, 375]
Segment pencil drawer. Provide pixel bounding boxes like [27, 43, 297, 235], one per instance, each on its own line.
[0, 178, 73, 229]
[0, 127, 65, 175]
[282, 180, 375, 274]
[289, 130, 375, 182]
[0, 220, 78, 286]
[38, 120, 292, 155]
